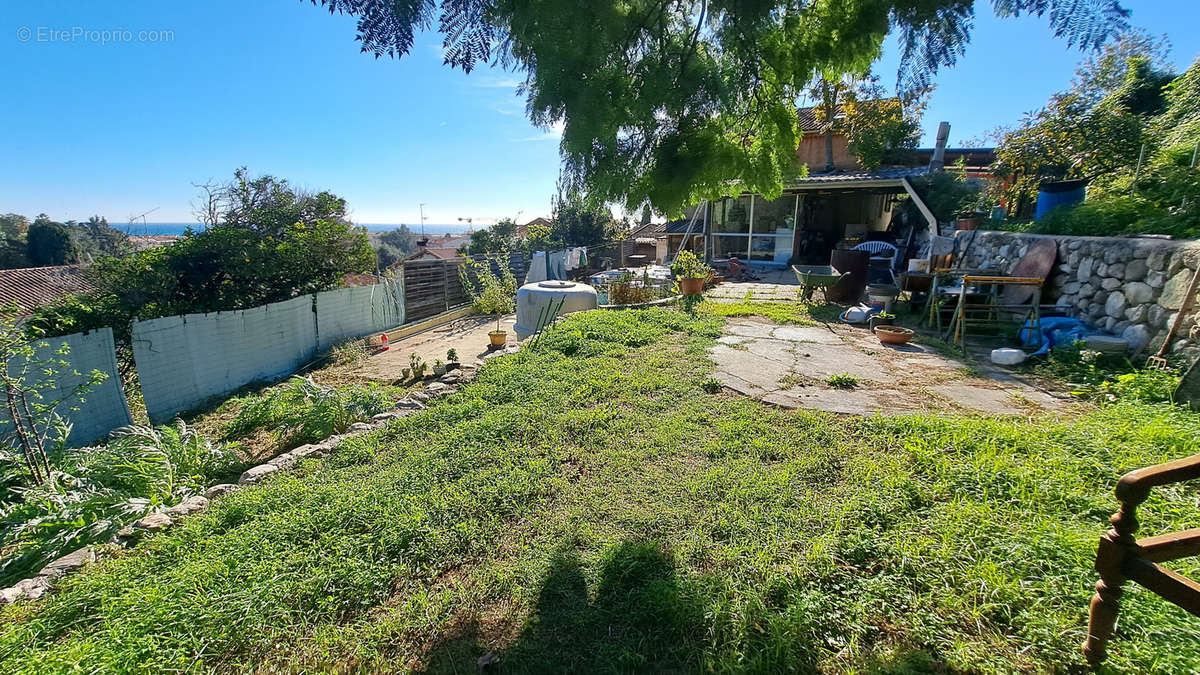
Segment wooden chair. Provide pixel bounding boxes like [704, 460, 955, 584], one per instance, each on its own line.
[1083, 453, 1200, 664]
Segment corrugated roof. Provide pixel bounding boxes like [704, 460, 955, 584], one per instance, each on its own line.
[628, 220, 667, 239]
[791, 166, 928, 186]
[0, 265, 94, 314]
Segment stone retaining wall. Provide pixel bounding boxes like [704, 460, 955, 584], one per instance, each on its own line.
[957, 231, 1200, 355]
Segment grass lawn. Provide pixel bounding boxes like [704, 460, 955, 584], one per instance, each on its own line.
[1, 307, 1198, 672]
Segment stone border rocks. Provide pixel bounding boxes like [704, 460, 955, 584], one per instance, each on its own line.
[0, 356, 501, 605]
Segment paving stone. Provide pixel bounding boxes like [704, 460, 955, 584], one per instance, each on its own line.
[770, 325, 843, 344]
[347, 422, 372, 432]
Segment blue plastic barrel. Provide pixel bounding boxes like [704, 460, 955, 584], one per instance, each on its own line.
[1034, 179, 1088, 221]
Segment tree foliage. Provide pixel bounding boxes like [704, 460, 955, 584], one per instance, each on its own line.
[26, 217, 77, 267]
[0, 214, 31, 269]
[310, 0, 1129, 214]
[992, 31, 1178, 216]
[808, 72, 925, 170]
[992, 30, 1199, 235]
[27, 221, 373, 356]
[374, 225, 421, 270]
[463, 218, 523, 255]
[193, 167, 349, 236]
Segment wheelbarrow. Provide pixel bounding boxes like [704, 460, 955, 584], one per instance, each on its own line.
[791, 264, 848, 301]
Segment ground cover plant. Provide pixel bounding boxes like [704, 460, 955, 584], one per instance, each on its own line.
[1030, 342, 1181, 404]
[697, 297, 821, 324]
[0, 308, 1197, 672]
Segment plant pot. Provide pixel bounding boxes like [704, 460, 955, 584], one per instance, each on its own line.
[956, 217, 981, 231]
[413, 366, 427, 379]
[489, 330, 507, 348]
[401, 367, 411, 380]
[868, 315, 894, 331]
[679, 277, 705, 295]
[433, 364, 446, 376]
[874, 325, 915, 346]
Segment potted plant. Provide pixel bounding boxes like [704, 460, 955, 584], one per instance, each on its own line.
[461, 258, 517, 349]
[401, 366, 412, 380]
[671, 250, 712, 296]
[409, 353, 427, 379]
[868, 311, 895, 331]
[446, 348, 459, 364]
[433, 359, 446, 376]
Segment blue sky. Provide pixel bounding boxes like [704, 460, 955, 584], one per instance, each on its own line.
[1, 1, 1197, 226]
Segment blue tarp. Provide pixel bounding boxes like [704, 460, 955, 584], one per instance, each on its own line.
[1020, 316, 1094, 356]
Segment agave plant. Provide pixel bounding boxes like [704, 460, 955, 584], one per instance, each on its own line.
[0, 421, 241, 587]
[225, 377, 394, 447]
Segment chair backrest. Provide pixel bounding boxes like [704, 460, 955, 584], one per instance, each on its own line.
[852, 241, 898, 258]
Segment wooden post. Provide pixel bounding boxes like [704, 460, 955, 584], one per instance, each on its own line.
[441, 261, 450, 313]
[1082, 500, 1139, 664]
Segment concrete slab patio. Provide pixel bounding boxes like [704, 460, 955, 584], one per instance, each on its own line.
[710, 316, 1074, 416]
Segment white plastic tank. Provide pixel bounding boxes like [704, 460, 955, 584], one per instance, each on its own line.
[513, 280, 599, 339]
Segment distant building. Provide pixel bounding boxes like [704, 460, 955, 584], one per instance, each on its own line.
[518, 217, 552, 239]
[795, 105, 859, 171]
[0, 265, 94, 316]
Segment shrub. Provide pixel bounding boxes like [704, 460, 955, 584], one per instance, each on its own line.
[1033, 342, 1180, 403]
[1032, 195, 1156, 237]
[224, 377, 395, 446]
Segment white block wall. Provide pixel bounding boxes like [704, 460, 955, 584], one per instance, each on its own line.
[1, 327, 132, 446]
[133, 295, 318, 424]
[315, 282, 404, 351]
[133, 283, 406, 424]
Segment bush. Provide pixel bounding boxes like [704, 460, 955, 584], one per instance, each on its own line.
[223, 377, 395, 447]
[1031, 195, 1163, 237]
[0, 421, 241, 586]
[1095, 369, 1179, 403]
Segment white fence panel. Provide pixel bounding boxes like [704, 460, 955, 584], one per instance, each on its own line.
[133, 295, 318, 424]
[1, 327, 131, 446]
[314, 282, 404, 351]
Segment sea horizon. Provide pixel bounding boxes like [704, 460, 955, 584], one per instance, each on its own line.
[118, 223, 479, 237]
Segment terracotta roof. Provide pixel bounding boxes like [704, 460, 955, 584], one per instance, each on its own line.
[797, 106, 822, 133]
[0, 265, 94, 314]
[342, 272, 382, 287]
[425, 248, 463, 259]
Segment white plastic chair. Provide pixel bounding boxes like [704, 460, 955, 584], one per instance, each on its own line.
[853, 241, 899, 284]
